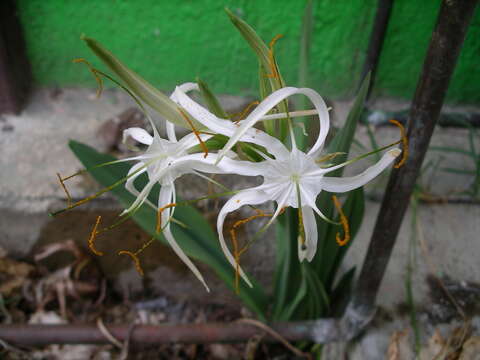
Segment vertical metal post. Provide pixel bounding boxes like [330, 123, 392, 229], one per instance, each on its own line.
[347, 0, 479, 325]
[361, 0, 394, 98]
[0, 0, 32, 115]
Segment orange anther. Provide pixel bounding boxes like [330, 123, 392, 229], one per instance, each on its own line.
[389, 119, 408, 168]
[230, 100, 260, 123]
[72, 58, 104, 98]
[178, 108, 209, 158]
[332, 196, 350, 246]
[118, 250, 144, 276]
[229, 207, 286, 292]
[88, 216, 104, 256]
[156, 203, 177, 233]
[265, 34, 284, 79]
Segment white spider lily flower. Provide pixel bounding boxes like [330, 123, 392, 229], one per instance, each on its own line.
[174, 85, 400, 287]
[122, 124, 219, 291]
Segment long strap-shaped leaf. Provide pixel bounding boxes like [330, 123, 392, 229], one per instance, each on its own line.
[312, 73, 370, 274]
[226, 9, 289, 140]
[69, 141, 269, 319]
[82, 36, 195, 130]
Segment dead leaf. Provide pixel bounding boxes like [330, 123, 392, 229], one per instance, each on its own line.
[387, 329, 413, 360]
[0, 256, 34, 296]
[459, 336, 480, 359]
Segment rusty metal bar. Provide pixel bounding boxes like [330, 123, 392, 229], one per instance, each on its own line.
[0, 321, 330, 346]
[350, 0, 479, 316]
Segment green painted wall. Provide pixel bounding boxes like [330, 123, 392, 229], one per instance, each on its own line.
[16, 0, 480, 104]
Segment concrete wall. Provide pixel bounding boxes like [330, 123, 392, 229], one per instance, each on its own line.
[16, 0, 480, 104]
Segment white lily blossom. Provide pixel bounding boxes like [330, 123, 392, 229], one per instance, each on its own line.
[175, 84, 400, 287]
[120, 83, 222, 292]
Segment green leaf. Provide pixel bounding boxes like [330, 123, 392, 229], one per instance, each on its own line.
[320, 187, 365, 289]
[82, 36, 196, 130]
[294, 0, 315, 152]
[302, 262, 330, 318]
[326, 72, 371, 172]
[69, 140, 268, 319]
[225, 8, 271, 76]
[196, 77, 229, 119]
[329, 267, 356, 317]
[271, 209, 302, 320]
[312, 73, 370, 274]
[225, 8, 288, 140]
[276, 275, 308, 321]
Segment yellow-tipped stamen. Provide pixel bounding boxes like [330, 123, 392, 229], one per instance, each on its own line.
[88, 216, 104, 256]
[56, 172, 73, 206]
[229, 208, 286, 292]
[72, 58, 104, 98]
[118, 250, 144, 276]
[332, 196, 350, 246]
[229, 100, 260, 123]
[156, 203, 177, 233]
[389, 119, 408, 168]
[297, 207, 307, 251]
[117, 236, 156, 277]
[178, 108, 209, 158]
[266, 34, 284, 79]
[315, 152, 347, 164]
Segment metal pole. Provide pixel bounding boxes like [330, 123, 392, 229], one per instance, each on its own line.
[361, 0, 394, 98]
[0, 322, 323, 346]
[349, 0, 479, 318]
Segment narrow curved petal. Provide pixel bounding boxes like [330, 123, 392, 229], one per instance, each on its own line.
[123, 128, 153, 145]
[175, 153, 265, 177]
[173, 86, 289, 160]
[158, 184, 210, 292]
[321, 149, 401, 193]
[298, 206, 318, 262]
[217, 87, 330, 162]
[176, 132, 213, 153]
[125, 162, 146, 198]
[167, 82, 199, 142]
[298, 185, 333, 224]
[217, 186, 273, 288]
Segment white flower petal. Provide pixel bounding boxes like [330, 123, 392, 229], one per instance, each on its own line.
[217, 87, 329, 162]
[217, 186, 273, 288]
[173, 85, 289, 160]
[167, 82, 199, 142]
[158, 184, 210, 292]
[298, 206, 318, 262]
[321, 149, 401, 193]
[176, 132, 213, 153]
[123, 127, 153, 145]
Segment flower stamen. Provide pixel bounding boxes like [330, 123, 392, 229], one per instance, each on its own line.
[156, 203, 177, 233]
[332, 196, 350, 246]
[266, 34, 283, 79]
[56, 172, 73, 206]
[230, 100, 260, 123]
[298, 207, 307, 251]
[88, 216, 104, 256]
[72, 58, 104, 98]
[389, 119, 408, 168]
[118, 250, 144, 276]
[228, 208, 286, 292]
[178, 108, 209, 158]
